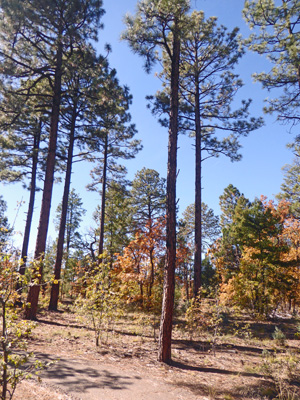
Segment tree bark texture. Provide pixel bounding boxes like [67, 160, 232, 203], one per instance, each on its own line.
[49, 100, 77, 311]
[193, 77, 202, 298]
[25, 41, 63, 320]
[158, 20, 180, 364]
[19, 119, 41, 275]
[98, 132, 108, 264]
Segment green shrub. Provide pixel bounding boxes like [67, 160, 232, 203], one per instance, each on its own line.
[260, 349, 300, 399]
[75, 261, 123, 346]
[0, 254, 48, 400]
[272, 326, 286, 346]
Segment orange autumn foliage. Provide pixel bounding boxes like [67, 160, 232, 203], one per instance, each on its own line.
[211, 197, 300, 315]
[176, 239, 193, 300]
[114, 217, 165, 308]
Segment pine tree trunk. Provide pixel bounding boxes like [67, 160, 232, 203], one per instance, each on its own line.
[19, 119, 41, 275]
[49, 100, 77, 311]
[98, 133, 108, 264]
[194, 77, 202, 298]
[158, 20, 180, 364]
[25, 41, 63, 320]
[148, 216, 155, 301]
[149, 245, 155, 300]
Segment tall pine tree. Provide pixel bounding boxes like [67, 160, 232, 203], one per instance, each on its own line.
[0, 0, 105, 319]
[123, 0, 190, 363]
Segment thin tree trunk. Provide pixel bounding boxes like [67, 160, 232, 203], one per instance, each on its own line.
[109, 227, 113, 269]
[193, 76, 202, 298]
[184, 266, 189, 301]
[148, 215, 155, 300]
[158, 20, 180, 364]
[62, 210, 72, 297]
[49, 100, 77, 311]
[19, 119, 41, 276]
[1, 301, 8, 400]
[98, 132, 108, 264]
[25, 40, 63, 320]
[149, 245, 155, 299]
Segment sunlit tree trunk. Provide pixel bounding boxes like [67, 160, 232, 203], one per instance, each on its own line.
[25, 40, 63, 320]
[158, 19, 180, 364]
[49, 99, 77, 311]
[19, 119, 41, 275]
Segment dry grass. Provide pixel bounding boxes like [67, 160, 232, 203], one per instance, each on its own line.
[7, 302, 300, 400]
[13, 380, 73, 400]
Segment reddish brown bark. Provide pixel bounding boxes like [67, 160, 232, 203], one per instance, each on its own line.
[158, 18, 180, 364]
[25, 41, 63, 320]
[19, 120, 41, 276]
[49, 99, 77, 311]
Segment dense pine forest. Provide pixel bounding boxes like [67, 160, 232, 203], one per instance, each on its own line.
[1, 1, 300, 399]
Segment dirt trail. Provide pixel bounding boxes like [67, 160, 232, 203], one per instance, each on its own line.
[30, 353, 204, 400]
[13, 310, 294, 399]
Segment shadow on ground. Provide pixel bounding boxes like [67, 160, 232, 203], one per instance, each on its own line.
[171, 378, 277, 400]
[35, 352, 141, 395]
[170, 359, 262, 378]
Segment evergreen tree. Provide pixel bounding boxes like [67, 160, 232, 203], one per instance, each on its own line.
[123, 0, 190, 364]
[130, 168, 166, 228]
[216, 185, 250, 280]
[54, 189, 86, 256]
[178, 202, 220, 299]
[277, 143, 300, 218]
[0, 0, 105, 320]
[149, 11, 263, 297]
[86, 78, 141, 263]
[219, 184, 249, 229]
[0, 196, 12, 252]
[52, 189, 86, 300]
[130, 168, 166, 299]
[0, 83, 50, 274]
[243, 0, 300, 127]
[222, 197, 292, 315]
[48, 48, 109, 310]
[93, 181, 133, 268]
[179, 202, 220, 253]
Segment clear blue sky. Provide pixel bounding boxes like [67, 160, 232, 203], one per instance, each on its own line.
[0, 0, 295, 252]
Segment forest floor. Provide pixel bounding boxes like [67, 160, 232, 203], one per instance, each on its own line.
[11, 301, 300, 400]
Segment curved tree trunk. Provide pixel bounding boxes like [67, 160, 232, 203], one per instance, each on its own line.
[158, 19, 180, 364]
[25, 40, 63, 320]
[49, 100, 77, 311]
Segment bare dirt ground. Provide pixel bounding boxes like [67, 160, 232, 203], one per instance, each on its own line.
[12, 306, 300, 400]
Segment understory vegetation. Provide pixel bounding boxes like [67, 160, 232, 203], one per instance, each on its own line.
[2, 0, 300, 398]
[5, 298, 300, 400]
[1, 253, 300, 400]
